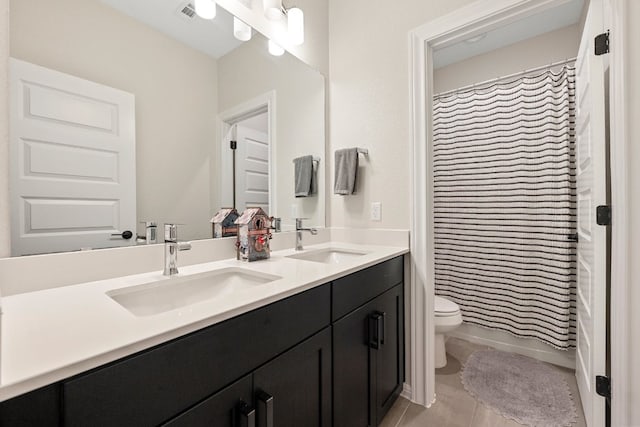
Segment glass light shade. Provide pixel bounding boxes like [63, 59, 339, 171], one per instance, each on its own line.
[287, 7, 304, 46]
[268, 40, 285, 56]
[263, 0, 283, 21]
[233, 17, 252, 41]
[194, 0, 216, 20]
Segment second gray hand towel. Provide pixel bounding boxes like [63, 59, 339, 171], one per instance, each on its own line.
[334, 148, 358, 195]
[294, 155, 313, 197]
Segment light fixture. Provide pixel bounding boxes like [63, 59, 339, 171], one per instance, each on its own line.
[287, 7, 304, 46]
[233, 17, 252, 41]
[194, 0, 216, 20]
[263, 0, 283, 21]
[268, 40, 285, 56]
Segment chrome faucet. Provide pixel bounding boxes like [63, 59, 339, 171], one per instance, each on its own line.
[295, 218, 317, 251]
[163, 224, 192, 276]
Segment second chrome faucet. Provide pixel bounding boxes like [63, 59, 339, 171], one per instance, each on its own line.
[164, 224, 191, 276]
[295, 218, 317, 251]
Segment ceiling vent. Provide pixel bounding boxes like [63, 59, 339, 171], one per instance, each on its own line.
[178, 3, 197, 19]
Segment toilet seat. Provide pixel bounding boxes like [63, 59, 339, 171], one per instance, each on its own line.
[435, 296, 460, 316]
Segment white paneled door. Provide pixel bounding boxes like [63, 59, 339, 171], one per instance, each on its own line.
[9, 58, 136, 256]
[234, 124, 269, 213]
[575, 0, 608, 425]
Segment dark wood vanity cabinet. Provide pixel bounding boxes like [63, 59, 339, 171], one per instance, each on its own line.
[333, 257, 405, 427]
[0, 256, 404, 427]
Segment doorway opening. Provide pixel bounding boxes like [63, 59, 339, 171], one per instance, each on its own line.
[217, 91, 275, 217]
[409, 2, 617, 426]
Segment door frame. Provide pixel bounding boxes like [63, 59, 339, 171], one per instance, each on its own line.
[216, 90, 276, 217]
[408, 1, 629, 423]
[604, 1, 630, 426]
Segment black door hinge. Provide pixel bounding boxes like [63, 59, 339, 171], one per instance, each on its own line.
[596, 375, 611, 399]
[596, 205, 611, 226]
[595, 31, 610, 55]
[230, 140, 237, 150]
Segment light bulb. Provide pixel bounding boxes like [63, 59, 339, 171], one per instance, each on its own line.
[194, 0, 216, 20]
[287, 7, 304, 46]
[234, 17, 252, 41]
[268, 40, 285, 56]
[263, 0, 283, 21]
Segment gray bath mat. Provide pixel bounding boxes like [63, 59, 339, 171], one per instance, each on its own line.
[461, 350, 577, 426]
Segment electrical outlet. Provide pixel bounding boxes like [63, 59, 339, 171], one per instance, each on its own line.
[371, 202, 382, 221]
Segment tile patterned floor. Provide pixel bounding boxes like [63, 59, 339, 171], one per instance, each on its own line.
[380, 338, 587, 427]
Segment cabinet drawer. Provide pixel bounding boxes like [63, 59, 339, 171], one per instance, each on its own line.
[0, 384, 61, 427]
[332, 256, 403, 321]
[63, 283, 330, 427]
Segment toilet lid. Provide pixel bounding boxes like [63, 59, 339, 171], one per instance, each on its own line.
[435, 296, 459, 314]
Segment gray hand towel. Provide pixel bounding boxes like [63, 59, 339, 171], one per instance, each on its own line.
[310, 158, 318, 195]
[294, 155, 313, 197]
[334, 148, 358, 195]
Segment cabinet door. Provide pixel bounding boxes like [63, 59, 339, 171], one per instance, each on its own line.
[373, 284, 404, 425]
[333, 284, 404, 427]
[253, 327, 331, 427]
[333, 299, 373, 427]
[162, 375, 253, 427]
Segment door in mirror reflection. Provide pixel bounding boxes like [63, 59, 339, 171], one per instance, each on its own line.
[9, 58, 136, 256]
[235, 114, 269, 213]
[222, 110, 271, 215]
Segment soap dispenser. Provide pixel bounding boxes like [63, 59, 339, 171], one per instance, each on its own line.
[138, 221, 158, 244]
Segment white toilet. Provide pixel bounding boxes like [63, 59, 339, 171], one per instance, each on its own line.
[434, 295, 463, 368]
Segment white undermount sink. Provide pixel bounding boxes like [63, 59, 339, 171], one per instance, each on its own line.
[286, 248, 368, 264]
[107, 268, 281, 317]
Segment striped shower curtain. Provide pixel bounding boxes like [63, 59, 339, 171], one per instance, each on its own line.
[433, 67, 576, 350]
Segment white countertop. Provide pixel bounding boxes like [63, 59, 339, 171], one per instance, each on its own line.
[0, 242, 408, 401]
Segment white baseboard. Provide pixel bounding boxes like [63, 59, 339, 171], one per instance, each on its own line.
[449, 323, 576, 369]
[400, 382, 412, 400]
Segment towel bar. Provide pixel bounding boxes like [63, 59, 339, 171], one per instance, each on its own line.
[356, 148, 369, 156]
[292, 157, 321, 163]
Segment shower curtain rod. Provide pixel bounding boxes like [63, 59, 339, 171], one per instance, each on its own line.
[434, 57, 577, 98]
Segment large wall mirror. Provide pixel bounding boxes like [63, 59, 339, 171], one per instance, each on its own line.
[8, 0, 326, 256]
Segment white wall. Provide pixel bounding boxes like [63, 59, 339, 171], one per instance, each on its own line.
[328, 0, 474, 230]
[287, 0, 329, 76]
[0, 0, 8, 258]
[10, 0, 218, 241]
[217, 36, 326, 229]
[434, 24, 580, 94]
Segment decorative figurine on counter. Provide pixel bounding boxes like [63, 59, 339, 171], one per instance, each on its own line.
[211, 208, 240, 238]
[234, 207, 272, 261]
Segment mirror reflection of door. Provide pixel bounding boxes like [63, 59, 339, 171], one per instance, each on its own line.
[9, 58, 136, 256]
[227, 112, 269, 214]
